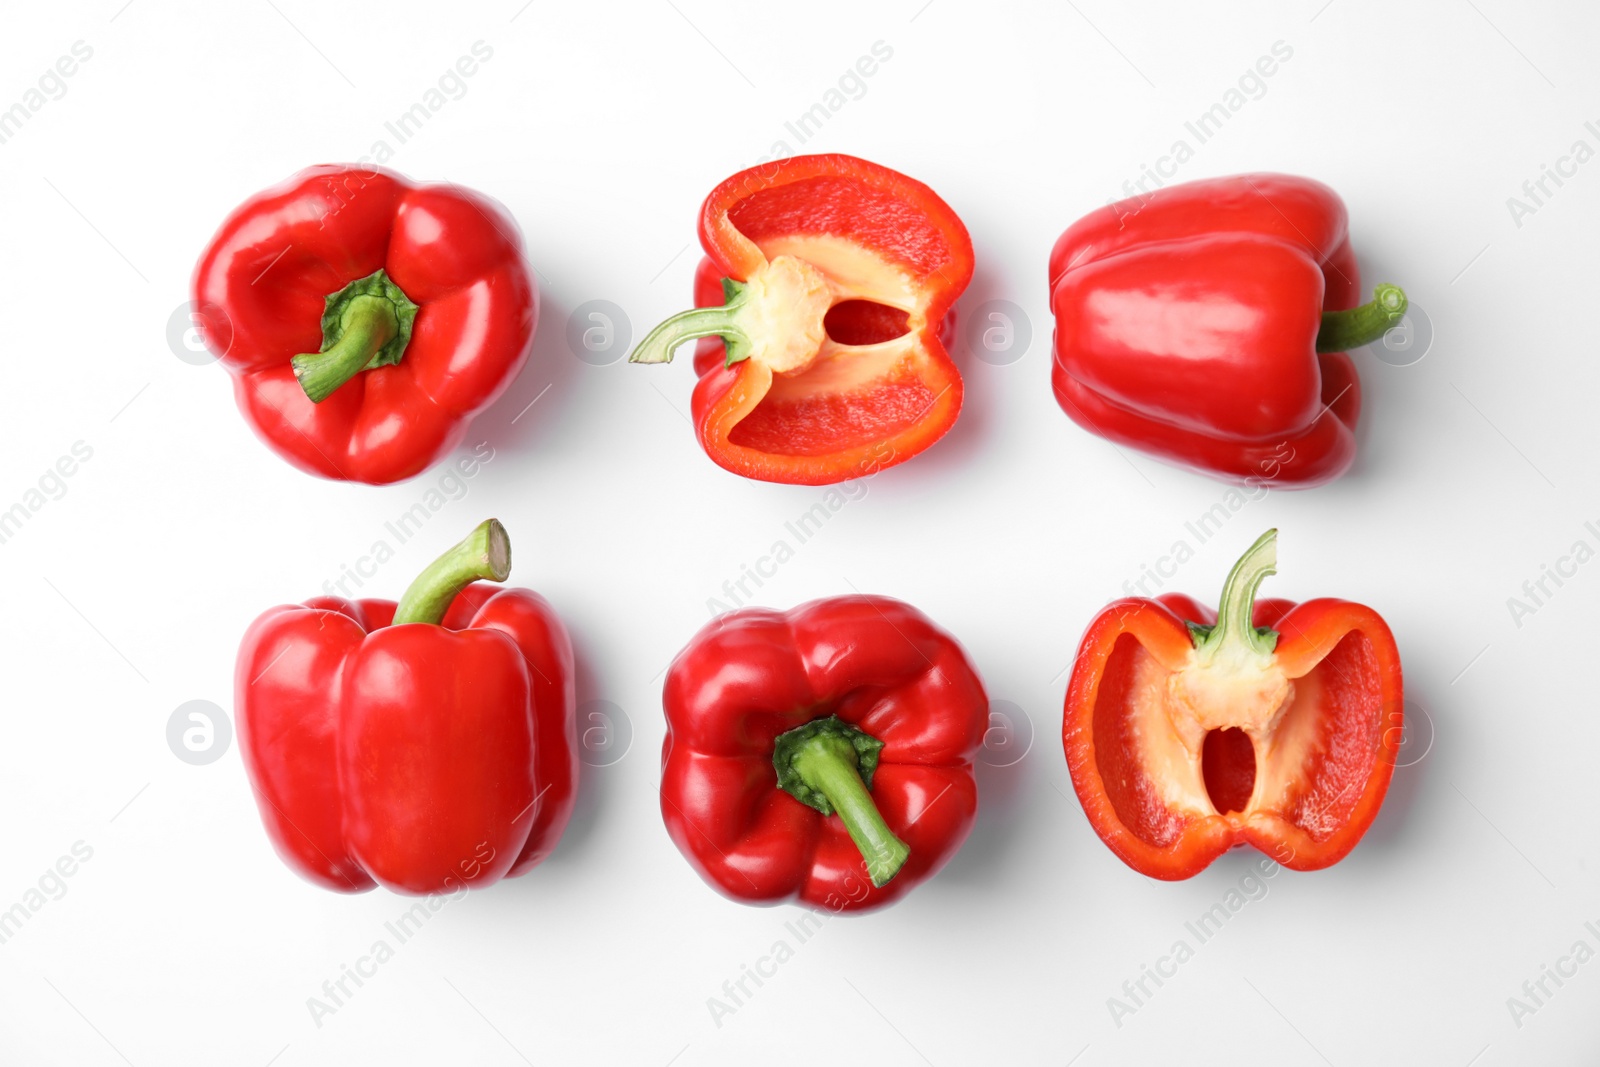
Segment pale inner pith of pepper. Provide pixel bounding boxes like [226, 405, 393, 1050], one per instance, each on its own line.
[1167, 648, 1294, 751]
[735, 255, 832, 374]
[739, 236, 929, 391]
[1120, 643, 1326, 820]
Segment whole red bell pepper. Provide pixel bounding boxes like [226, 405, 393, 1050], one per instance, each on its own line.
[193, 165, 537, 484]
[1063, 530, 1403, 879]
[630, 154, 973, 485]
[236, 520, 576, 894]
[1049, 174, 1406, 488]
[660, 596, 988, 911]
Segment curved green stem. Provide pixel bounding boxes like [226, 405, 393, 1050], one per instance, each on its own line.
[292, 296, 398, 402]
[291, 270, 419, 402]
[773, 716, 909, 887]
[629, 280, 751, 365]
[1194, 529, 1279, 659]
[1316, 284, 1407, 353]
[392, 519, 511, 627]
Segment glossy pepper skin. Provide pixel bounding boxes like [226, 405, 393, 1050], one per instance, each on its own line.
[1050, 174, 1406, 488]
[193, 165, 537, 484]
[236, 521, 576, 894]
[630, 154, 973, 485]
[660, 596, 988, 912]
[1063, 530, 1403, 880]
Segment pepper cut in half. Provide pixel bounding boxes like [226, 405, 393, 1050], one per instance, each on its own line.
[1063, 530, 1403, 879]
[193, 165, 537, 483]
[631, 154, 973, 485]
[659, 595, 988, 912]
[1050, 173, 1406, 488]
[236, 520, 576, 894]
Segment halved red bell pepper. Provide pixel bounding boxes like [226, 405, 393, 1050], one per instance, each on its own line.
[192, 165, 536, 484]
[1049, 174, 1406, 487]
[631, 154, 973, 485]
[660, 596, 988, 911]
[236, 520, 576, 895]
[1063, 530, 1403, 879]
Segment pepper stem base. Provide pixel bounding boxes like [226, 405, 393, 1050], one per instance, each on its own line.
[291, 270, 420, 402]
[773, 716, 909, 887]
[628, 255, 832, 372]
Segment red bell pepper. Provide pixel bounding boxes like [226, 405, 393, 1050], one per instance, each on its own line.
[660, 596, 988, 911]
[630, 154, 973, 485]
[236, 520, 575, 894]
[1049, 174, 1407, 487]
[1063, 530, 1403, 879]
[192, 165, 537, 484]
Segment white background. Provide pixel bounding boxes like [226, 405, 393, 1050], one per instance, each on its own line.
[0, 0, 1595, 1063]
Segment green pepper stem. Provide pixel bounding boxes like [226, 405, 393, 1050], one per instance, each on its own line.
[1195, 529, 1279, 660]
[292, 295, 399, 402]
[629, 282, 750, 365]
[1316, 284, 1407, 353]
[392, 519, 511, 627]
[290, 270, 418, 402]
[779, 723, 909, 887]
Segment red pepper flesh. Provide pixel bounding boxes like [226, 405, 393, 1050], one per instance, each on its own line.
[193, 165, 537, 484]
[632, 155, 973, 485]
[1063, 530, 1403, 879]
[1049, 174, 1406, 488]
[236, 521, 576, 894]
[660, 595, 988, 911]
